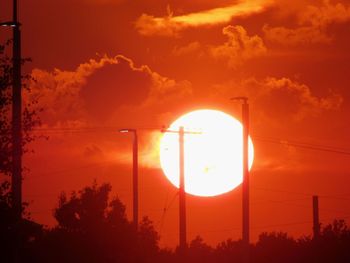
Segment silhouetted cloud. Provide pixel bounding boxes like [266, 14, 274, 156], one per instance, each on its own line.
[241, 77, 343, 121]
[29, 55, 193, 127]
[264, 0, 350, 45]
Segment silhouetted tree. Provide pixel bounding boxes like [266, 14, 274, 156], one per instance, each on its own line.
[0, 180, 43, 263]
[34, 181, 160, 263]
[138, 216, 160, 256]
[254, 231, 298, 263]
[0, 41, 43, 262]
[0, 42, 13, 175]
[0, 41, 41, 176]
[187, 235, 214, 263]
[300, 220, 350, 263]
[215, 238, 246, 263]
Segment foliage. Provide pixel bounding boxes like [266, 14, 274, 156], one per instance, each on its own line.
[0, 41, 12, 175]
[33, 181, 161, 263]
[215, 238, 246, 263]
[254, 231, 298, 263]
[187, 235, 214, 263]
[0, 41, 41, 176]
[0, 181, 43, 263]
[2, 178, 350, 263]
[0, 40, 43, 263]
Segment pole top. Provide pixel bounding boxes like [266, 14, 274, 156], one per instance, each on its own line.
[161, 128, 201, 135]
[231, 96, 248, 104]
[119, 128, 136, 133]
[0, 21, 20, 27]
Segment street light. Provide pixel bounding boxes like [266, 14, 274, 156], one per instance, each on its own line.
[0, 21, 19, 27]
[1, 2, 22, 262]
[119, 129, 138, 231]
[1, 0, 22, 223]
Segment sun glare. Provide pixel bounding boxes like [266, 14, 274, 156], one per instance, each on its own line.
[159, 109, 254, 197]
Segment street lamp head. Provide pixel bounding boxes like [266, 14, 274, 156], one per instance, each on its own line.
[0, 21, 20, 27]
[231, 96, 248, 103]
[119, 128, 136, 133]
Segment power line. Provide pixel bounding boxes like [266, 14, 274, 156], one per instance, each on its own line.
[251, 197, 310, 205]
[253, 136, 350, 155]
[253, 186, 313, 197]
[28, 127, 350, 155]
[4, 123, 349, 155]
[158, 189, 179, 236]
[253, 186, 350, 200]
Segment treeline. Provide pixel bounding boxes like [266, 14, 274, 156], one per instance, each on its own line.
[1, 181, 350, 263]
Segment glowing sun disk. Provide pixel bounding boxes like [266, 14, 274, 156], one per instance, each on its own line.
[160, 109, 254, 197]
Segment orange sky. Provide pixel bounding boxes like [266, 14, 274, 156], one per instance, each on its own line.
[1, 0, 350, 248]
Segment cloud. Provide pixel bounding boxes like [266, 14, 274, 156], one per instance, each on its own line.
[135, 0, 273, 37]
[264, 0, 350, 45]
[299, 0, 350, 26]
[263, 24, 332, 45]
[216, 77, 343, 122]
[29, 55, 193, 127]
[29, 56, 118, 126]
[169, 25, 266, 68]
[144, 73, 192, 108]
[27, 55, 194, 171]
[172, 42, 202, 56]
[247, 77, 343, 121]
[210, 25, 267, 68]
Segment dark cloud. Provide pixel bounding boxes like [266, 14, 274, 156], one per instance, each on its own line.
[214, 77, 342, 122]
[264, 0, 350, 45]
[81, 59, 152, 120]
[30, 55, 193, 126]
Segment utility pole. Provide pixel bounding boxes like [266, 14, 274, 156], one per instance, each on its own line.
[231, 97, 250, 262]
[161, 126, 201, 256]
[312, 195, 320, 240]
[179, 126, 186, 255]
[10, 0, 23, 222]
[1, 0, 23, 222]
[119, 129, 138, 231]
[4, 0, 23, 223]
[0, 1, 24, 262]
[242, 99, 249, 246]
[132, 131, 138, 231]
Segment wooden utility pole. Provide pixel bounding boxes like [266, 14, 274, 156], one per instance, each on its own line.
[1, 3, 24, 260]
[242, 100, 249, 246]
[161, 126, 201, 256]
[179, 126, 186, 255]
[231, 97, 250, 263]
[11, 0, 23, 222]
[313, 195, 320, 240]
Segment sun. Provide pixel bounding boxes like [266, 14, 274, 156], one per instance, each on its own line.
[159, 109, 254, 197]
